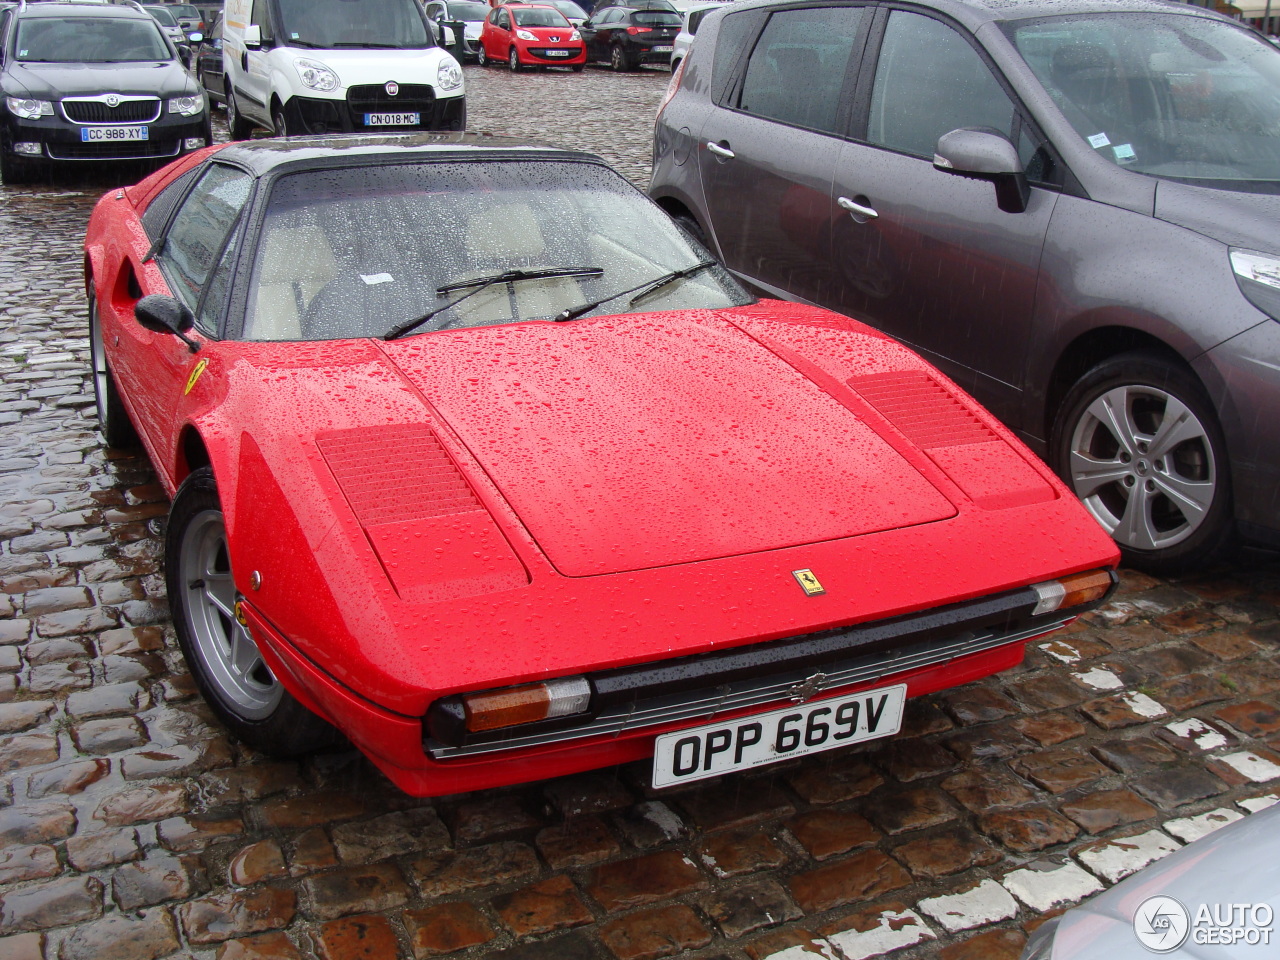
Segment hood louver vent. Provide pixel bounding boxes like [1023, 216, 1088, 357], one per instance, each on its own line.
[318, 425, 481, 526]
[850, 372, 996, 448]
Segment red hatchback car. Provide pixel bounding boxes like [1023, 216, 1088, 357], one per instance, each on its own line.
[84, 135, 1118, 797]
[479, 2, 585, 69]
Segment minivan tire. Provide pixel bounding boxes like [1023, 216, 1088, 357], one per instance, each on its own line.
[1050, 351, 1233, 575]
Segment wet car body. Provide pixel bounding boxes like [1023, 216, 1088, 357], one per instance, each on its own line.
[650, 0, 1280, 574]
[479, 3, 585, 69]
[84, 134, 1118, 796]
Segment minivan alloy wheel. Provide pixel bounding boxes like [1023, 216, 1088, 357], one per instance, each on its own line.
[1052, 352, 1232, 572]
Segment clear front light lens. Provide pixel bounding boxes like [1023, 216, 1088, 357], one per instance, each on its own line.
[168, 96, 204, 116]
[1232, 250, 1280, 290]
[437, 59, 463, 91]
[294, 58, 339, 92]
[1231, 248, 1280, 321]
[6, 98, 53, 120]
[570, 29, 581, 40]
[14, 142, 43, 156]
[516, 29, 537, 40]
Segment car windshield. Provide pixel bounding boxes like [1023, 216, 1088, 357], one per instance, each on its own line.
[143, 6, 178, 26]
[551, 1, 587, 19]
[275, 0, 431, 48]
[513, 7, 570, 28]
[169, 5, 200, 18]
[634, 10, 679, 26]
[242, 160, 752, 341]
[15, 17, 171, 62]
[1008, 13, 1280, 189]
[447, 1, 490, 20]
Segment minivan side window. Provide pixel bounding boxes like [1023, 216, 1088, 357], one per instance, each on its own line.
[867, 11, 1015, 159]
[737, 6, 863, 135]
[250, 0, 274, 42]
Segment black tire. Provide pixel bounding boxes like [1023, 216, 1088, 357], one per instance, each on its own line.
[509, 46, 522, 70]
[610, 43, 630, 72]
[672, 212, 710, 252]
[89, 289, 138, 449]
[1050, 351, 1233, 575]
[571, 63, 584, 72]
[477, 43, 489, 66]
[167, 467, 342, 756]
[225, 84, 252, 140]
[272, 102, 290, 138]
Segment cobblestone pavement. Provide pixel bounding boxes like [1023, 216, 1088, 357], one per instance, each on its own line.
[2, 65, 1279, 960]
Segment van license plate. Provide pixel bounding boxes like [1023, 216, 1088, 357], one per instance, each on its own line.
[81, 126, 148, 142]
[365, 112, 420, 126]
[651, 683, 906, 788]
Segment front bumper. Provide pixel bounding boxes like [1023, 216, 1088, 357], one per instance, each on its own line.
[517, 44, 585, 65]
[243, 571, 1115, 796]
[284, 88, 466, 135]
[2, 112, 209, 163]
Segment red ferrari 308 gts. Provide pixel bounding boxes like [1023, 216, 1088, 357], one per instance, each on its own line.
[478, 3, 585, 70]
[84, 134, 1118, 797]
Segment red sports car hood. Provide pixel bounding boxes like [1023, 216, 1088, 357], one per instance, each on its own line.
[382, 310, 957, 577]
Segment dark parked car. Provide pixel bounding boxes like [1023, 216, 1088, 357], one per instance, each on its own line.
[0, 0, 210, 183]
[651, 0, 1280, 573]
[589, 0, 675, 12]
[193, 12, 223, 104]
[581, 3, 679, 69]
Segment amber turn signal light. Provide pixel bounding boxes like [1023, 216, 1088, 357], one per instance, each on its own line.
[1030, 568, 1115, 616]
[462, 676, 592, 733]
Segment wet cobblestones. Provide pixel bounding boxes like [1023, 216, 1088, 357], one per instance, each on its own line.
[0, 66, 1278, 959]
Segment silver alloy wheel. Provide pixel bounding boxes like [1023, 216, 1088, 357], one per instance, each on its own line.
[1067, 383, 1217, 552]
[179, 508, 281, 719]
[509, 46, 520, 70]
[89, 296, 109, 430]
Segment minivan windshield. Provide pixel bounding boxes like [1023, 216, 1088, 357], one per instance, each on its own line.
[15, 17, 171, 62]
[275, 0, 433, 49]
[447, 1, 490, 20]
[1009, 13, 1280, 189]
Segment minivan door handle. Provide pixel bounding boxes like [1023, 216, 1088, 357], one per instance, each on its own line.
[706, 141, 735, 160]
[837, 196, 878, 219]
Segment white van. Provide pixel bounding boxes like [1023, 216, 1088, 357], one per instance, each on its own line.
[221, 0, 465, 138]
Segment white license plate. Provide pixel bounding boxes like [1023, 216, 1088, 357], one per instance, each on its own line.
[81, 126, 148, 142]
[545, 49, 570, 56]
[652, 683, 906, 788]
[653, 44, 674, 53]
[365, 112, 420, 126]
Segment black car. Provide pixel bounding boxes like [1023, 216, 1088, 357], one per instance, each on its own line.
[580, 3, 680, 70]
[0, 0, 210, 183]
[193, 11, 223, 105]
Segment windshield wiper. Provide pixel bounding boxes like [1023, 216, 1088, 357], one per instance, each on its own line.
[383, 266, 603, 341]
[332, 41, 402, 48]
[554, 259, 717, 322]
[286, 39, 325, 48]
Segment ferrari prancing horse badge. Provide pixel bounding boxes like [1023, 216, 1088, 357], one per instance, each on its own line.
[792, 569, 825, 596]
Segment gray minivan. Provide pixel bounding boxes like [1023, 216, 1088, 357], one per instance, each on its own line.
[650, 0, 1280, 573]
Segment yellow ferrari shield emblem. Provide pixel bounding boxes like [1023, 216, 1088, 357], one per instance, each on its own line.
[184, 358, 209, 395]
[792, 569, 825, 596]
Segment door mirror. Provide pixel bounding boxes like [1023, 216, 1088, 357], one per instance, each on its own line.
[244, 23, 262, 48]
[933, 127, 1029, 214]
[136, 295, 202, 352]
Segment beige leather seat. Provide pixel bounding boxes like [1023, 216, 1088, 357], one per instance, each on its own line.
[451, 202, 583, 326]
[247, 224, 338, 340]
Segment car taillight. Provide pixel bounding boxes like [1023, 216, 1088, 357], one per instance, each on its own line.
[462, 676, 592, 732]
[656, 53, 686, 122]
[627, 25, 652, 34]
[1030, 568, 1115, 616]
